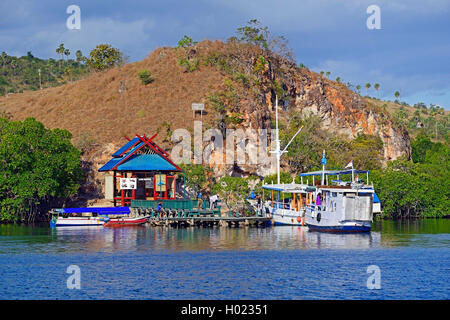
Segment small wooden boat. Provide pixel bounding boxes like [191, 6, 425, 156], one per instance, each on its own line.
[50, 207, 131, 227]
[103, 216, 148, 227]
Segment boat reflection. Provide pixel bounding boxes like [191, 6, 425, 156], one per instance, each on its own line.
[51, 225, 381, 253]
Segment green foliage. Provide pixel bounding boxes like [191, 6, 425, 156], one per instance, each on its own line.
[137, 69, 153, 85]
[179, 164, 208, 193]
[372, 138, 449, 218]
[393, 109, 409, 127]
[0, 50, 89, 94]
[279, 113, 384, 174]
[87, 44, 123, 71]
[177, 35, 198, 49]
[179, 58, 199, 72]
[411, 135, 443, 164]
[0, 117, 83, 223]
[225, 112, 244, 125]
[212, 176, 250, 213]
[236, 19, 269, 49]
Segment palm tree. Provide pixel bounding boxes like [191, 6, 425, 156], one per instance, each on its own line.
[326, 71, 330, 78]
[374, 83, 380, 91]
[56, 43, 65, 70]
[64, 49, 70, 60]
[56, 43, 65, 60]
[394, 91, 400, 100]
[75, 50, 86, 64]
[336, 77, 341, 83]
[320, 71, 324, 76]
[365, 83, 371, 91]
[356, 84, 361, 94]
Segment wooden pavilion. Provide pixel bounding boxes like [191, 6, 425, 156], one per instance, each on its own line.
[99, 134, 182, 206]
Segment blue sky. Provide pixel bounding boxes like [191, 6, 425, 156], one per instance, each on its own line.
[1, 0, 449, 108]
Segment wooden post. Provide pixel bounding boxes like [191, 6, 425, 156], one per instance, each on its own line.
[113, 170, 117, 207]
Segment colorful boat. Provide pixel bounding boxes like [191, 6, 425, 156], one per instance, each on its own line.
[50, 207, 135, 227]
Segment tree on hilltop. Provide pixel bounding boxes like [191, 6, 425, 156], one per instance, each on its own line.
[87, 44, 123, 71]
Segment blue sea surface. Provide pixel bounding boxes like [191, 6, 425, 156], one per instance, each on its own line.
[0, 220, 448, 300]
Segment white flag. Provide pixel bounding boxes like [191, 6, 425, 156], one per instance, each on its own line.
[345, 160, 353, 169]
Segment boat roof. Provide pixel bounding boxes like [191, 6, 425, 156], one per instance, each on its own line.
[55, 207, 130, 215]
[262, 183, 314, 193]
[299, 169, 369, 177]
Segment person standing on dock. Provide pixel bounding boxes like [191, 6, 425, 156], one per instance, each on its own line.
[210, 194, 218, 209]
[197, 191, 203, 210]
[157, 202, 163, 217]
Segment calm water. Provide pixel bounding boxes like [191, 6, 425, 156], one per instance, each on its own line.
[0, 220, 448, 300]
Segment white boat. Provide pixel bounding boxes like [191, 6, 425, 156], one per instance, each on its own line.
[301, 160, 375, 232]
[261, 183, 311, 226]
[50, 211, 108, 227]
[50, 207, 133, 227]
[260, 98, 378, 231]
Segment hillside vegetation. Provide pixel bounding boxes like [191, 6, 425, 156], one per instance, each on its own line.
[0, 50, 90, 95]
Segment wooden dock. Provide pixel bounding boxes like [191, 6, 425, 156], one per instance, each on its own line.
[146, 216, 272, 228]
[131, 199, 272, 228]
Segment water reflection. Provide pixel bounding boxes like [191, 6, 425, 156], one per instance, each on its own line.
[46, 226, 382, 253]
[0, 219, 448, 255]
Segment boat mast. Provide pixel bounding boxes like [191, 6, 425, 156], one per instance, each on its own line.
[270, 96, 303, 185]
[275, 98, 281, 185]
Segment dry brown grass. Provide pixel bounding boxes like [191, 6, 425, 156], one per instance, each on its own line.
[0, 41, 227, 147]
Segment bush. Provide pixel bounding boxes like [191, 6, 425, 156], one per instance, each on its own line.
[137, 70, 153, 85]
[179, 58, 199, 72]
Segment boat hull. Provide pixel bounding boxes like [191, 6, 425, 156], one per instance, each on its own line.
[51, 217, 106, 227]
[305, 204, 372, 233]
[103, 216, 148, 227]
[269, 207, 306, 226]
[306, 223, 371, 233]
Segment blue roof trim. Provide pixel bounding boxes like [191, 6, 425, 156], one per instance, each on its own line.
[262, 186, 286, 191]
[98, 157, 122, 171]
[373, 192, 380, 203]
[112, 137, 140, 157]
[57, 207, 130, 215]
[99, 154, 179, 172]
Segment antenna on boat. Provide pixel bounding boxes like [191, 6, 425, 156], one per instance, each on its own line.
[270, 96, 303, 185]
[321, 150, 327, 185]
